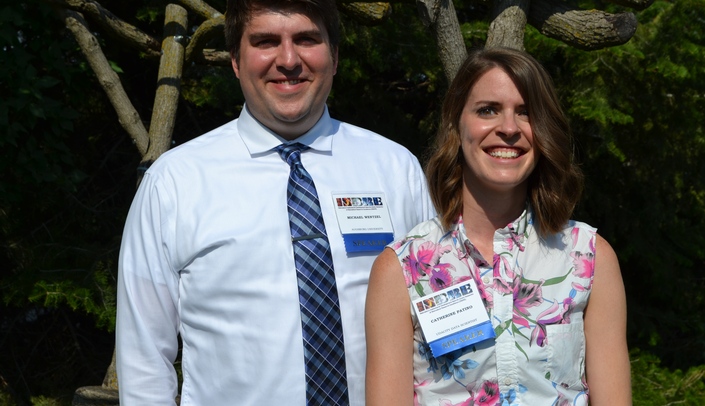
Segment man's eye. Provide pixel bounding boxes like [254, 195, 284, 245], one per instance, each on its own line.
[296, 37, 320, 45]
[254, 39, 277, 47]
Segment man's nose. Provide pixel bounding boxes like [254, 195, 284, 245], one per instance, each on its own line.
[276, 41, 301, 70]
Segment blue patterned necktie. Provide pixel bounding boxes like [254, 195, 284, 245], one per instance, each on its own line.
[275, 143, 349, 406]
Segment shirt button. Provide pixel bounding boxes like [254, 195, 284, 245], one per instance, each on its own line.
[504, 378, 512, 385]
[482, 276, 490, 284]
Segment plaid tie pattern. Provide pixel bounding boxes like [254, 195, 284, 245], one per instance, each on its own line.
[275, 143, 349, 406]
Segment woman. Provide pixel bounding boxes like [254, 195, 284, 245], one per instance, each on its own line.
[365, 48, 631, 405]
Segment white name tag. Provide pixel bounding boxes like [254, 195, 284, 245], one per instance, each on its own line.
[413, 279, 495, 357]
[332, 193, 394, 253]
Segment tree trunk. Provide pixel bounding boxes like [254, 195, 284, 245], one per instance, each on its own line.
[486, 0, 530, 50]
[67, 4, 189, 404]
[415, 0, 467, 82]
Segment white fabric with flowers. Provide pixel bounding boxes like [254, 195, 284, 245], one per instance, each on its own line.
[389, 209, 596, 405]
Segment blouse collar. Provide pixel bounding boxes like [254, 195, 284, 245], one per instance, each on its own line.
[456, 205, 533, 259]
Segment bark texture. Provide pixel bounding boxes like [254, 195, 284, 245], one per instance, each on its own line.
[50, 0, 161, 58]
[142, 5, 188, 168]
[416, 0, 467, 81]
[486, 0, 530, 50]
[340, 2, 392, 25]
[529, 0, 638, 50]
[62, 9, 149, 156]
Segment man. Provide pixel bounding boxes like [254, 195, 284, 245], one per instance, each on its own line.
[115, 0, 434, 403]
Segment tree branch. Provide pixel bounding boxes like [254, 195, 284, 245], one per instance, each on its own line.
[202, 50, 232, 65]
[176, 0, 223, 20]
[416, 0, 467, 82]
[339, 2, 392, 25]
[61, 9, 149, 156]
[49, 0, 161, 58]
[185, 14, 225, 63]
[142, 5, 188, 167]
[528, 0, 637, 50]
[486, 0, 530, 50]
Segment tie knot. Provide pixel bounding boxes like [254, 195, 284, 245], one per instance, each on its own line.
[275, 143, 309, 168]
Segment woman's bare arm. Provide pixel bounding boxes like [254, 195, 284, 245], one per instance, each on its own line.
[365, 248, 415, 406]
[584, 235, 632, 405]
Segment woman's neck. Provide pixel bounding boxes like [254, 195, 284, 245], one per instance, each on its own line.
[460, 180, 527, 260]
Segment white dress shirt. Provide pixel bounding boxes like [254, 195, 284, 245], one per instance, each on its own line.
[116, 106, 435, 405]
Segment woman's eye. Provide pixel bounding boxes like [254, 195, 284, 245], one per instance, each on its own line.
[477, 106, 495, 116]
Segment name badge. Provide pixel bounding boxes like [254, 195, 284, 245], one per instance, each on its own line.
[413, 279, 495, 357]
[332, 193, 394, 253]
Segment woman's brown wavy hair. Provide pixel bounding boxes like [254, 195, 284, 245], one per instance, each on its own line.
[426, 47, 583, 237]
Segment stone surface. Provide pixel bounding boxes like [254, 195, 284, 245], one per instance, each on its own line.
[72, 386, 119, 406]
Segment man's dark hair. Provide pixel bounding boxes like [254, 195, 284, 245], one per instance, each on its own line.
[225, 0, 341, 60]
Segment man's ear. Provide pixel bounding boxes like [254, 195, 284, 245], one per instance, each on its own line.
[231, 51, 240, 78]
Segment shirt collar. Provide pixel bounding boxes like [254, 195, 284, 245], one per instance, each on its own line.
[456, 204, 533, 256]
[237, 104, 334, 156]
[501, 206, 531, 245]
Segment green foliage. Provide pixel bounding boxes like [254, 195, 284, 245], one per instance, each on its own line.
[527, 0, 705, 368]
[632, 349, 705, 405]
[330, 3, 446, 158]
[0, 3, 85, 204]
[181, 66, 244, 117]
[29, 396, 67, 406]
[27, 266, 116, 330]
[0, 1, 128, 340]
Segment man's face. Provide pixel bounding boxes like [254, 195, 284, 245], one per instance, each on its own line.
[232, 7, 338, 140]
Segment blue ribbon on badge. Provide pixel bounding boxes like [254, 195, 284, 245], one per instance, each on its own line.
[342, 232, 394, 253]
[428, 320, 495, 358]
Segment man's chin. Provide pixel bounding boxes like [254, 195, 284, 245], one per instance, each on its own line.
[268, 112, 319, 139]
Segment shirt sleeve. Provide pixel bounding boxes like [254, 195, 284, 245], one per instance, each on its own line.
[408, 154, 436, 223]
[116, 172, 180, 405]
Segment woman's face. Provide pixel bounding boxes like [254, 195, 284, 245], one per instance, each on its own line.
[459, 67, 538, 195]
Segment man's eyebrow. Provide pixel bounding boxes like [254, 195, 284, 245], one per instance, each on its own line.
[246, 32, 278, 42]
[293, 29, 324, 38]
[246, 29, 324, 41]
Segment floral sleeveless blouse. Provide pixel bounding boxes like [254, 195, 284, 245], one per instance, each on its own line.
[390, 209, 596, 405]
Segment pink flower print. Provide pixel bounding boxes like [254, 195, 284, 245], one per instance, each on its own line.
[492, 254, 516, 281]
[402, 241, 451, 287]
[455, 252, 494, 309]
[491, 277, 512, 296]
[429, 263, 455, 292]
[439, 398, 473, 406]
[413, 379, 432, 406]
[417, 241, 451, 272]
[554, 391, 574, 406]
[390, 240, 405, 250]
[530, 298, 574, 346]
[531, 322, 548, 347]
[513, 278, 544, 329]
[503, 234, 516, 252]
[503, 231, 525, 253]
[571, 251, 595, 280]
[571, 226, 580, 249]
[401, 252, 422, 286]
[492, 253, 501, 278]
[474, 379, 500, 405]
[513, 279, 544, 316]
